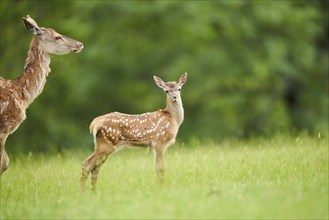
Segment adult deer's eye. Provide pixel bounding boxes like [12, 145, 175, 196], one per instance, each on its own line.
[178, 88, 181, 91]
[55, 36, 62, 40]
[165, 90, 169, 93]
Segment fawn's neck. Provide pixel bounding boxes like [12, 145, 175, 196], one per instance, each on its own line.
[165, 96, 184, 126]
[15, 36, 51, 108]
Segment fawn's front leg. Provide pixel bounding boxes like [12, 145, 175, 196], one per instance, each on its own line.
[154, 146, 166, 184]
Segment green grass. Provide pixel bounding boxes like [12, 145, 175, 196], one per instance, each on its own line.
[1, 135, 328, 219]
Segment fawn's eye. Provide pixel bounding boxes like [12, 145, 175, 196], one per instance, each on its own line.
[55, 36, 62, 40]
[178, 88, 181, 91]
[165, 90, 169, 93]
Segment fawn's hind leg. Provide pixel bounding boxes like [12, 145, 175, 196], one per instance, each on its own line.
[81, 134, 116, 192]
[90, 151, 113, 192]
[81, 151, 96, 192]
[81, 149, 111, 192]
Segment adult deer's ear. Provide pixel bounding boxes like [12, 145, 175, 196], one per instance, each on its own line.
[23, 15, 42, 35]
[178, 72, 187, 86]
[154, 76, 166, 89]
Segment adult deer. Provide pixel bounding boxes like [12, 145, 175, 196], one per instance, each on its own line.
[81, 73, 187, 192]
[0, 15, 84, 175]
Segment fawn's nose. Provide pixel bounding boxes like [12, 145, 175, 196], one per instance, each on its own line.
[171, 96, 177, 101]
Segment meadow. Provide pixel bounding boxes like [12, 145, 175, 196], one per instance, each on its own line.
[1, 134, 328, 219]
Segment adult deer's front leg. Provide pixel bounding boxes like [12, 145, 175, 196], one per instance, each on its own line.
[0, 137, 9, 176]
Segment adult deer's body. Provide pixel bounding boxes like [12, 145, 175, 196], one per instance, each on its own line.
[0, 15, 84, 175]
[81, 73, 187, 192]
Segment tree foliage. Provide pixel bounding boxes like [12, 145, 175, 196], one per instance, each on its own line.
[0, 0, 328, 152]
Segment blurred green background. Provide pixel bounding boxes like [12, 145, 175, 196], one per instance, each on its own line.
[0, 0, 328, 153]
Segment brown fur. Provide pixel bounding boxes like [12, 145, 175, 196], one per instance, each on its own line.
[0, 16, 83, 175]
[81, 73, 187, 192]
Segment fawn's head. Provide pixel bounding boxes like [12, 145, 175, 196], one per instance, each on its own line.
[23, 15, 84, 55]
[154, 73, 187, 103]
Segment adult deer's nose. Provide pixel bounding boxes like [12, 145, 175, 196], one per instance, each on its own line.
[74, 42, 84, 53]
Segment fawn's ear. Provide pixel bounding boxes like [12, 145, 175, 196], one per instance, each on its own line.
[178, 72, 187, 86]
[154, 76, 166, 89]
[23, 15, 42, 35]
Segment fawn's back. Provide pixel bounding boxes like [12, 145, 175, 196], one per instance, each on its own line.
[90, 110, 178, 147]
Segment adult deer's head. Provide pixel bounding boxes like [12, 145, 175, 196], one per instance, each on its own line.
[23, 15, 84, 55]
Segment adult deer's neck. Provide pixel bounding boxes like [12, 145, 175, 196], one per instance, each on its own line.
[165, 97, 184, 126]
[15, 36, 51, 108]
